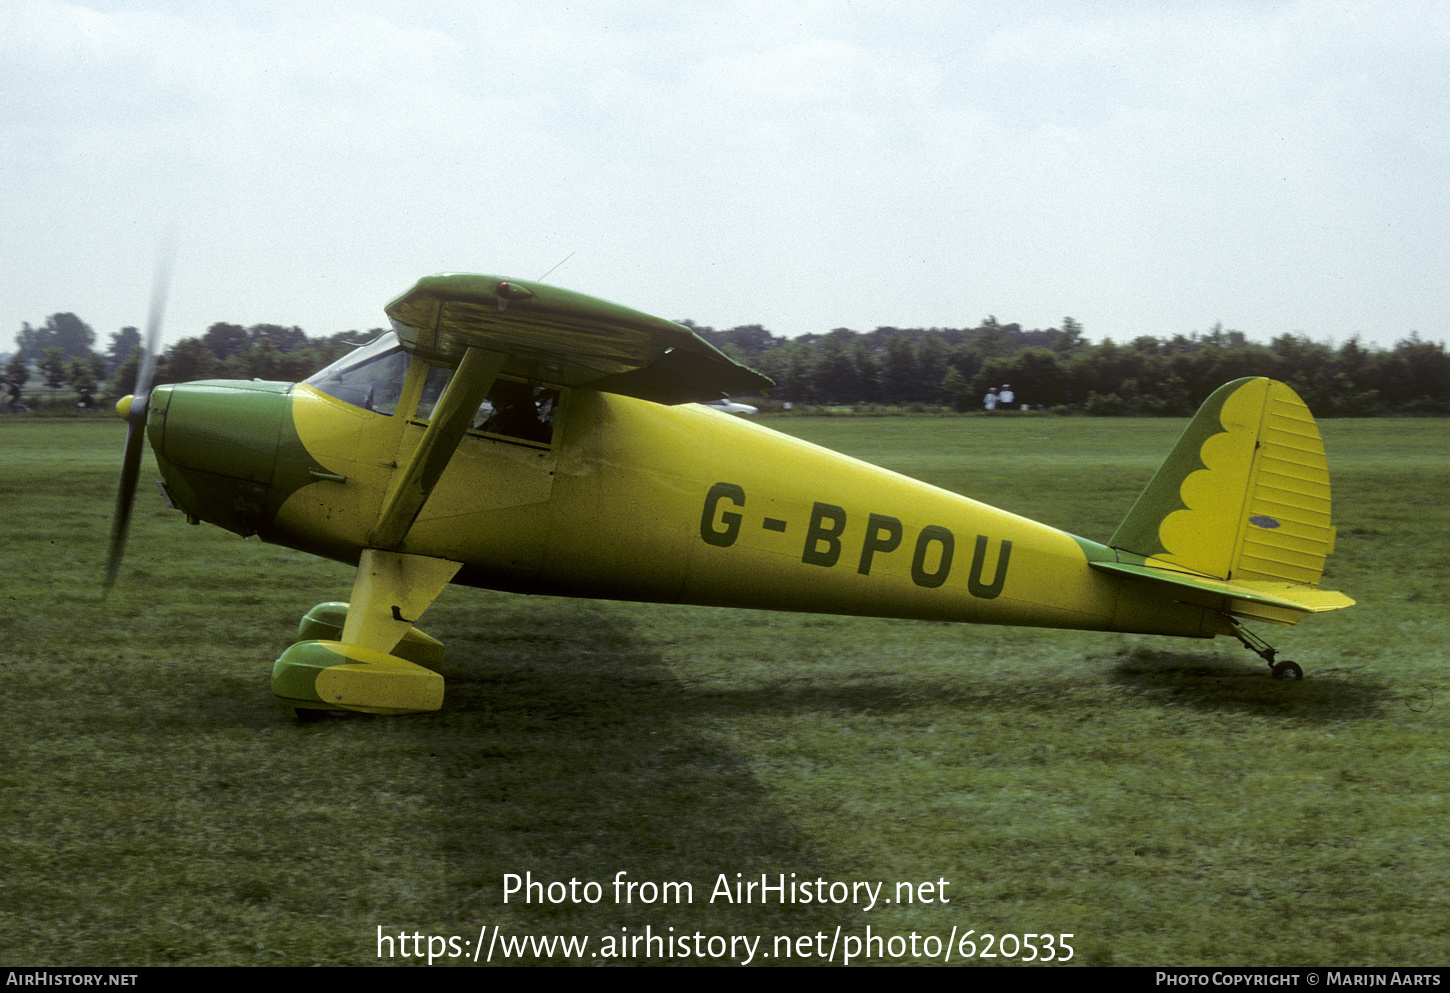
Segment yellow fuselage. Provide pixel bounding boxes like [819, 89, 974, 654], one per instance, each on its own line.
[237, 384, 1218, 639]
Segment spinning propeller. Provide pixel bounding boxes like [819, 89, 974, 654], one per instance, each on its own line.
[104, 248, 171, 595]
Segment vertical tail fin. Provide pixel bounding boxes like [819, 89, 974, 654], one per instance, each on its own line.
[1110, 377, 1338, 587]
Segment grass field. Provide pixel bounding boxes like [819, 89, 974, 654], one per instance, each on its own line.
[1, 414, 1445, 967]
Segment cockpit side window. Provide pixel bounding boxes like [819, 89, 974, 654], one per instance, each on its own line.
[308, 333, 560, 444]
[470, 381, 559, 444]
[304, 334, 409, 415]
[416, 363, 453, 422]
[419, 367, 559, 445]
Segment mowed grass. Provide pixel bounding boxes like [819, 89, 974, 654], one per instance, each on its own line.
[0, 414, 1445, 966]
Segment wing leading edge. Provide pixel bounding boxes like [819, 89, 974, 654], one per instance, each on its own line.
[384, 273, 773, 404]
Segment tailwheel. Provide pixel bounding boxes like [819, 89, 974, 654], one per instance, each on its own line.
[1271, 660, 1304, 681]
[1226, 617, 1306, 680]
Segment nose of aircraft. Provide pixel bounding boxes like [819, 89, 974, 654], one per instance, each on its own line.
[146, 380, 294, 537]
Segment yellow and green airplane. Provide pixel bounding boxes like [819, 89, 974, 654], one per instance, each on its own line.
[107, 273, 1353, 717]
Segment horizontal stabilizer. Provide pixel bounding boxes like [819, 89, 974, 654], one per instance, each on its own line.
[1092, 559, 1354, 625]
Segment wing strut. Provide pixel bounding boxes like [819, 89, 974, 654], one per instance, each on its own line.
[369, 346, 506, 549]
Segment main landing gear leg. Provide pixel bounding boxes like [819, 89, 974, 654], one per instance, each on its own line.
[273, 550, 462, 716]
[1226, 617, 1304, 680]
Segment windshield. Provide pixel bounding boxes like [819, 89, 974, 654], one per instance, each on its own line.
[305, 331, 560, 444]
[305, 333, 409, 414]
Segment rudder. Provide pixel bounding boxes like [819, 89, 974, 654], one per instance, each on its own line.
[1110, 377, 1337, 587]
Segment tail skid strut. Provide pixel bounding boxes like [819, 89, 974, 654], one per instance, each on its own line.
[1226, 616, 1304, 681]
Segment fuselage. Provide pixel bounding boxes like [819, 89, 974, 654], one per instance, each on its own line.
[142, 359, 1223, 641]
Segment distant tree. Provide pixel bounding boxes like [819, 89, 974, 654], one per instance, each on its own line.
[245, 338, 281, 379]
[940, 366, 972, 411]
[1267, 334, 1334, 408]
[1382, 333, 1450, 411]
[160, 338, 218, 383]
[718, 324, 780, 363]
[1176, 341, 1277, 400]
[756, 340, 814, 402]
[1336, 337, 1370, 384]
[67, 356, 100, 406]
[914, 334, 949, 404]
[945, 341, 984, 388]
[1067, 339, 1155, 403]
[201, 322, 249, 361]
[40, 348, 69, 389]
[971, 316, 1013, 360]
[317, 331, 376, 368]
[281, 347, 331, 381]
[107, 326, 142, 373]
[108, 350, 141, 396]
[16, 315, 94, 363]
[45, 314, 95, 360]
[975, 349, 1070, 407]
[250, 324, 309, 353]
[713, 340, 750, 366]
[850, 336, 878, 403]
[1013, 349, 1072, 407]
[1052, 317, 1088, 357]
[879, 333, 920, 404]
[15, 323, 42, 363]
[4, 352, 29, 402]
[812, 331, 864, 403]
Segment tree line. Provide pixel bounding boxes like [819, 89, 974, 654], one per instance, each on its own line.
[689, 318, 1450, 416]
[6, 311, 1449, 416]
[5, 314, 367, 408]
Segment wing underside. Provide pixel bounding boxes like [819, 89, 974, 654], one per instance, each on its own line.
[384, 273, 772, 404]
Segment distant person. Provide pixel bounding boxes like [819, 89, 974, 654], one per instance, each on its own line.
[998, 384, 1016, 410]
[983, 388, 998, 411]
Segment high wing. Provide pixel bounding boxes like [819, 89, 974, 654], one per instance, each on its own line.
[370, 272, 771, 552]
[384, 273, 773, 404]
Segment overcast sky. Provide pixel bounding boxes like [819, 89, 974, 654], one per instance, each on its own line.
[4, 0, 1447, 355]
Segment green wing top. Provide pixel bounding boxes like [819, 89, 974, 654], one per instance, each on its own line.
[384, 273, 773, 405]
